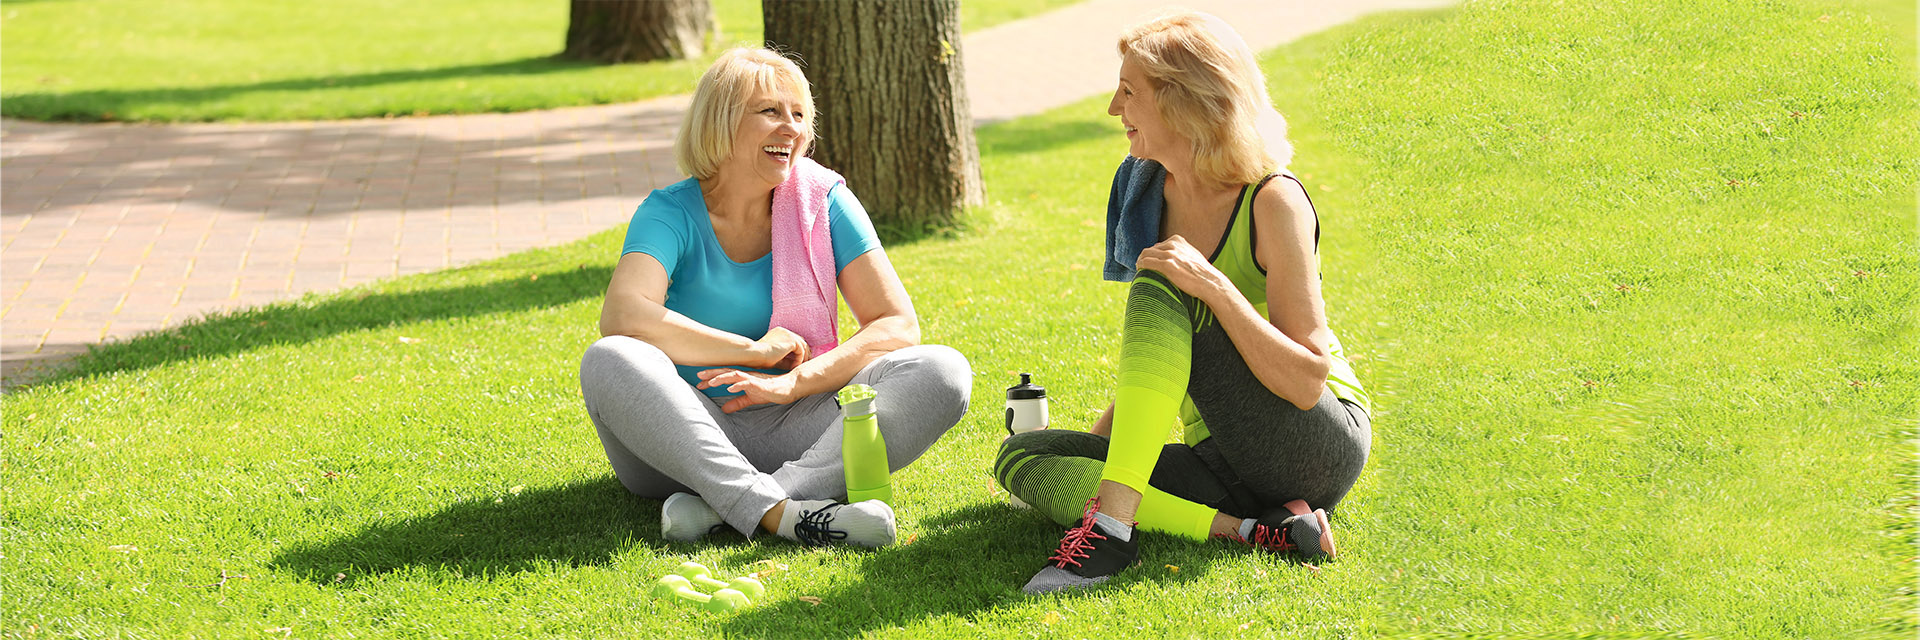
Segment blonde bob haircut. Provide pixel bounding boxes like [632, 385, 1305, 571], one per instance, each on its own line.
[674, 47, 815, 180]
[1119, 11, 1293, 186]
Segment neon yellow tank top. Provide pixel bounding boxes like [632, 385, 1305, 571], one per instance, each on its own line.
[1180, 173, 1370, 444]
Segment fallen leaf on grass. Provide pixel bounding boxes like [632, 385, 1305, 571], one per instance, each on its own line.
[798, 596, 822, 605]
[350, 375, 366, 383]
[508, 485, 525, 495]
[529, 274, 540, 282]
[901, 533, 918, 546]
[397, 336, 422, 344]
[1164, 564, 1179, 573]
[108, 545, 138, 553]
[1041, 611, 1061, 625]
[1238, 621, 1254, 631]
[333, 573, 346, 583]
[750, 560, 790, 579]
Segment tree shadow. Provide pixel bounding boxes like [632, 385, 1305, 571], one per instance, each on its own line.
[713, 503, 1234, 636]
[32, 261, 611, 388]
[270, 476, 650, 582]
[0, 57, 615, 123]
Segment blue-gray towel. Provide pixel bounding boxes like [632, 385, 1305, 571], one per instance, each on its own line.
[1103, 156, 1166, 282]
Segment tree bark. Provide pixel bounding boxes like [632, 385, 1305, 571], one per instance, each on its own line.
[762, 0, 985, 237]
[561, 0, 714, 63]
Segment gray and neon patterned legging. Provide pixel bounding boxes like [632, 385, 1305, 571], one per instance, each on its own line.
[993, 270, 1370, 539]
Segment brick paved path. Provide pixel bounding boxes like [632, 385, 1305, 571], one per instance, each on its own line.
[0, 0, 1446, 388]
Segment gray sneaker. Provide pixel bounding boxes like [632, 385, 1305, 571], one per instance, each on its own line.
[661, 492, 728, 542]
[1022, 499, 1139, 595]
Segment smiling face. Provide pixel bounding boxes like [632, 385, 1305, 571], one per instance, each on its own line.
[1107, 54, 1187, 165]
[717, 83, 812, 191]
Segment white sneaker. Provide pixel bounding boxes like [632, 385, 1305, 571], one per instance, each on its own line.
[780, 499, 897, 548]
[661, 492, 727, 542]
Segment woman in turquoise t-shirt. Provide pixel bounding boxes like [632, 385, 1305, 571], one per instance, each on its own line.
[580, 48, 972, 549]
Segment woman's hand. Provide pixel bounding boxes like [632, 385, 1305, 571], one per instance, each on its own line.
[753, 326, 810, 370]
[695, 368, 804, 414]
[1136, 235, 1234, 303]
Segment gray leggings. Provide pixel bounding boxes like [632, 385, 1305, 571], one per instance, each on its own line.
[579, 336, 972, 537]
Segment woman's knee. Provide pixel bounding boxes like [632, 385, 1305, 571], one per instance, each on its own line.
[580, 336, 672, 394]
[879, 344, 973, 424]
[997, 429, 1108, 466]
[582, 335, 668, 372]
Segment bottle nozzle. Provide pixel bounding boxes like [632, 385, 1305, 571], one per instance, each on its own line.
[835, 383, 877, 418]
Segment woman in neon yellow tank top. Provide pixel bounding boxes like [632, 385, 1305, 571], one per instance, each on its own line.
[997, 11, 1373, 594]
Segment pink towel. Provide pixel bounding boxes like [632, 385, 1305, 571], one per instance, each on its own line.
[768, 157, 845, 357]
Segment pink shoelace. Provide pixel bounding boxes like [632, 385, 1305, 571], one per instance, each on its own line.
[1047, 498, 1108, 569]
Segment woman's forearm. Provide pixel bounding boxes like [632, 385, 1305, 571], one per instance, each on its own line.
[784, 314, 919, 398]
[599, 296, 775, 368]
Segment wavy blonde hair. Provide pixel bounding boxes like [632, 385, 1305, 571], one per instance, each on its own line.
[675, 48, 816, 180]
[1119, 11, 1292, 185]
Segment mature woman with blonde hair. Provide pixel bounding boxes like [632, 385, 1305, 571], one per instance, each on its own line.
[581, 48, 971, 548]
[994, 13, 1372, 593]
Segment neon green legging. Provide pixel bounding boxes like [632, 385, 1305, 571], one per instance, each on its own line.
[994, 430, 1224, 540]
[1103, 271, 1216, 538]
[993, 270, 1219, 540]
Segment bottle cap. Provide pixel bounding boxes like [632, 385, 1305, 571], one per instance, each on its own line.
[835, 383, 877, 417]
[1006, 373, 1046, 400]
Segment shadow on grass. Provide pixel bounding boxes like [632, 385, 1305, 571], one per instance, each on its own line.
[0, 57, 613, 122]
[713, 503, 1233, 636]
[35, 262, 610, 388]
[271, 476, 649, 581]
[977, 118, 1116, 156]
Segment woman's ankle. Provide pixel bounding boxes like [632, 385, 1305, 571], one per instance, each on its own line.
[1093, 480, 1144, 521]
[759, 500, 788, 535]
[1209, 513, 1245, 538]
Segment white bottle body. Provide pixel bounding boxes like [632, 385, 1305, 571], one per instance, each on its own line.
[1006, 397, 1049, 434]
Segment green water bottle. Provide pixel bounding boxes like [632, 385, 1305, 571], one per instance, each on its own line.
[836, 384, 891, 505]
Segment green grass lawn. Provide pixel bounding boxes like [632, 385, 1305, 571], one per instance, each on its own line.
[0, 0, 1081, 123]
[4, 0, 1915, 637]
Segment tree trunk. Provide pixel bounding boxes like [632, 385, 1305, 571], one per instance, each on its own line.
[561, 0, 714, 63]
[762, 0, 985, 237]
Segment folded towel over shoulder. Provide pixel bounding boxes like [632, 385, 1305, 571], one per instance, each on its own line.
[769, 157, 845, 357]
[1104, 156, 1166, 282]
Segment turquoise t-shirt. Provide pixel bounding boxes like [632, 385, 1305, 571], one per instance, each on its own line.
[621, 177, 883, 397]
